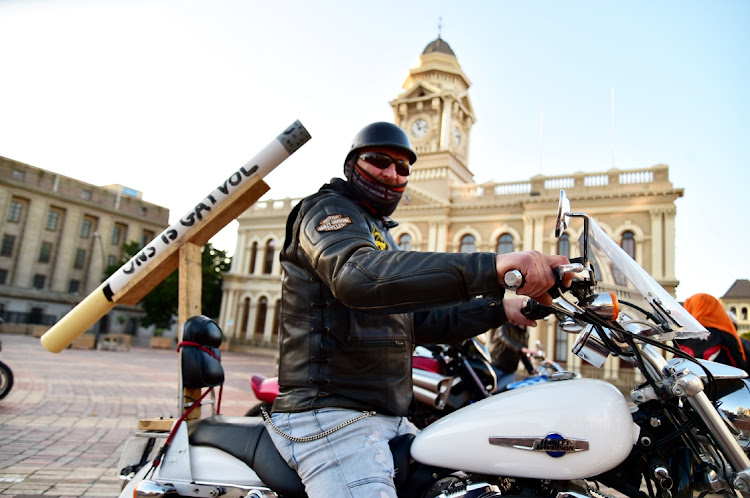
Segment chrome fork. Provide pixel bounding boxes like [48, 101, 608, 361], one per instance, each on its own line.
[638, 345, 750, 495]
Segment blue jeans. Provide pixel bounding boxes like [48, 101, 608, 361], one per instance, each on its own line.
[267, 408, 419, 498]
[492, 365, 516, 392]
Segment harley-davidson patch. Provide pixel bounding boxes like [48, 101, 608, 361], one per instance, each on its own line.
[371, 226, 388, 250]
[316, 214, 352, 232]
[489, 433, 589, 458]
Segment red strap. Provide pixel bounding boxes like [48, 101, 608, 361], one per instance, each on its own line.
[152, 386, 215, 470]
[177, 341, 220, 361]
[151, 343, 226, 472]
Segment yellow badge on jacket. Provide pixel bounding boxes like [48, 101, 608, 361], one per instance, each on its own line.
[371, 226, 389, 250]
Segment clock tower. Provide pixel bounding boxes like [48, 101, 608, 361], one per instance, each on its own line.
[390, 37, 476, 198]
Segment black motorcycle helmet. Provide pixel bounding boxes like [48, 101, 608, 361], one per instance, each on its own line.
[344, 122, 417, 178]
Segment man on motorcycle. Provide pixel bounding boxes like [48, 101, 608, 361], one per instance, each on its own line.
[265, 121, 570, 498]
[488, 322, 535, 390]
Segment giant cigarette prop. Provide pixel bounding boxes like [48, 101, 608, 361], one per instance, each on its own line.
[41, 120, 311, 353]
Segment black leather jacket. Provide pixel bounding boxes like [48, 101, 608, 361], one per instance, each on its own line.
[272, 178, 508, 416]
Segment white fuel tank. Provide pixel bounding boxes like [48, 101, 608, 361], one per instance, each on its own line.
[410, 378, 639, 480]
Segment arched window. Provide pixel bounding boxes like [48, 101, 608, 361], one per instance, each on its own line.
[255, 297, 268, 336]
[263, 240, 276, 274]
[460, 234, 476, 253]
[272, 299, 281, 336]
[557, 233, 570, 258]
[592, 261, 602, 282]
[240, 298, 251, 338]
[743, 307, 748, 321]
[496, 234, 514, 255]
[398, 233, 412, 251]
[620, 231, 635, 259]
[611, 264, 628, 286]
[248, 242, 258, 274]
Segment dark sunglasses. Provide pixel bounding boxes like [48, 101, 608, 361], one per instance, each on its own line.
[358, 152, 411, 176]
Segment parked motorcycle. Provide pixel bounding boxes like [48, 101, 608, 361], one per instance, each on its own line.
[246, 374, 277, 417]
[410, 338, 501, 428]
[0, 340, 13, 400]
[118, 190, 750, 498]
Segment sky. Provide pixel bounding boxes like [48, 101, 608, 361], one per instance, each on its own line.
[1, 0, 748, 302]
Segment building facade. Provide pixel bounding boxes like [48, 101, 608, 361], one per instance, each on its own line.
[218, 38, 684, 385]
[722, 279, 750, 336]
[0, 156, 170, 342]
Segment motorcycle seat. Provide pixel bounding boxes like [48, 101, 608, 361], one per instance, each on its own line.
[190, 415, 306, 498]
[191, 415, 416, 497]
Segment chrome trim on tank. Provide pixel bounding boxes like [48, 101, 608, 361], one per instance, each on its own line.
[489, 434, 589, 454]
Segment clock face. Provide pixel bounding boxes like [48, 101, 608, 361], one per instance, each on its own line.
[411, 119, 429, 139]
[453, 126, 462, 146]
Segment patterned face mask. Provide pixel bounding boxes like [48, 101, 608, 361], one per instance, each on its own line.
[349, 164, 406, 216]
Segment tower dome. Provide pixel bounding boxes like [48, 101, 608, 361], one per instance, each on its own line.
[422, 37, 456, 57]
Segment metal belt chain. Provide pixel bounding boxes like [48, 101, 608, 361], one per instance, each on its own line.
[261, 406, 376, 443]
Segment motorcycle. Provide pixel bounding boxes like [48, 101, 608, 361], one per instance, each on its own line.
[246, 374, 278, 417]
[0, 339, 13, 400]
[118, 189, 750, 498]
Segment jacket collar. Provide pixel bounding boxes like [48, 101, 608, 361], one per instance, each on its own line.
[320, 178, 399, 228]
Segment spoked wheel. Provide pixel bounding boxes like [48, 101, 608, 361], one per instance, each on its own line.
[245, 402, 272, 417]
[0, 360, 14, 400]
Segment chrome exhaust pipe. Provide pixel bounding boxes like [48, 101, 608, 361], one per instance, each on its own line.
[414, 385, 443, 409]
[412, 369, 454, 409]
[413, 369, 454, 393]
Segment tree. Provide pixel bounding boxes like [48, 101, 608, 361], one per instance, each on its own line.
[104, 241, 232, 329]
[201, 243, 232, 318]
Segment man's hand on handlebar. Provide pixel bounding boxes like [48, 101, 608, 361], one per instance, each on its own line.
[504, 296, 556, 328]
[495, 251, 572, 305]
[503, 296, 538, 327]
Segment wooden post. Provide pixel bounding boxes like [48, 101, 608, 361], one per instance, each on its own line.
[179, 242, 203, 420]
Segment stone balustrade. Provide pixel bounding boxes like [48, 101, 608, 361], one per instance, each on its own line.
[451, 164, 669, 202]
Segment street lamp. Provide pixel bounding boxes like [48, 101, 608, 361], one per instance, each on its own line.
[92, 232, 106, 267]
[91, 232, 107, 348]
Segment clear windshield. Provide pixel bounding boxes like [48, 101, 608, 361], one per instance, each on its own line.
[583, 218, 708, 340]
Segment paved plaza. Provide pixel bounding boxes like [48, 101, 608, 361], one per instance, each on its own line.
[0, 332, 276, 497]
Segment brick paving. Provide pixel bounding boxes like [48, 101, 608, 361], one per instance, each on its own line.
[0, 332, 277, 497]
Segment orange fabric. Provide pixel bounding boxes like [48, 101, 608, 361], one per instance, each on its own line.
[684, 293, 745, 361]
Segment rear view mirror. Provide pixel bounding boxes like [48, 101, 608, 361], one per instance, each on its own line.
[555, 190, 571, 237]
